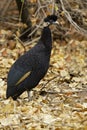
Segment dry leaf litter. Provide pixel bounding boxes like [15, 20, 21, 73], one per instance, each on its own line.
[0, 29, 87, 130]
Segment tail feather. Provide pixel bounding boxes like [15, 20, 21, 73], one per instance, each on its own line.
[6, 86, 25, 100]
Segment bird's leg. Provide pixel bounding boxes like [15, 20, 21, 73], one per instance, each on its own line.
[13, 101, 17, 114]
[27, 90, 33, 101]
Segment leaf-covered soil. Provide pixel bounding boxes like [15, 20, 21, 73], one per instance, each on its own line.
[0, 28, 87, 129]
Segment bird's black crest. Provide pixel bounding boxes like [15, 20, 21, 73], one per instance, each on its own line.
[44, 15, 57, 23]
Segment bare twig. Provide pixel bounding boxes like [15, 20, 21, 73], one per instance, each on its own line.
[40, 75, 58, 91]
[24, 37, 40, 46]
[0, 21, 22, 28]
[59, 0, 87, 36]
[19, 0, 56, 41]
[1, 0, 13, 16]
[40, 90, 87, 96]
[28, 18, 44, 37]
[14, 34, 26, 51]
[37, 0, 47, 17]
[51, 0, 55, 14]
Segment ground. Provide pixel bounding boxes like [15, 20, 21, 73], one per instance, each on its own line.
[0, 0, 87, 129]
[0, 29, 87, 129]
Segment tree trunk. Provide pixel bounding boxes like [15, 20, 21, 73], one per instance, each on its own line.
[15, 0, 32, 41]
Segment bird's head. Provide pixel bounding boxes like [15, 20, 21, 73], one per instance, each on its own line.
[44, 14, 58, 27]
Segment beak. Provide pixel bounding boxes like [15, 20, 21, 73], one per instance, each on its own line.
[54, 21, 59, 25]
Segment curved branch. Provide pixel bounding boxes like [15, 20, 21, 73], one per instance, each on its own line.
[59, 0, 87, 36]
